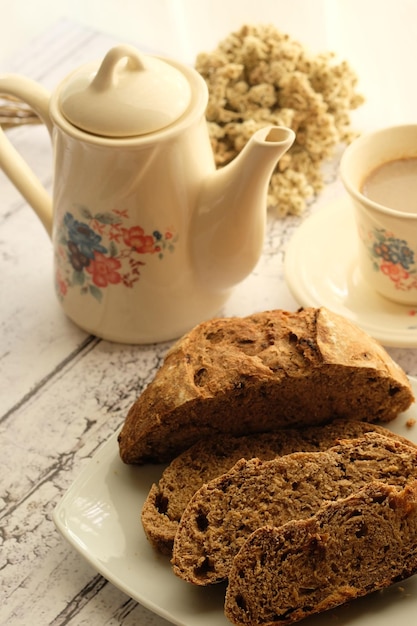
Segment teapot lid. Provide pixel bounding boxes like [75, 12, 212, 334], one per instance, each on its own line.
[59, 45, 192, 137]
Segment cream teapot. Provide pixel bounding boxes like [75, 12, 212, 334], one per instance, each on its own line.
[0, 45, 295, 343]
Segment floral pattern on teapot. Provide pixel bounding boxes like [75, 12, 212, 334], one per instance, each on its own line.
[55, 205, 177, 302]
[363, 226, 417, 293]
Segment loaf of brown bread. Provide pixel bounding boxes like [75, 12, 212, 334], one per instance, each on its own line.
[118, 307, 414, 465]
[225, 481, 417, 625]
[142, 421, 417, 554]
[171, 433, 417, 585]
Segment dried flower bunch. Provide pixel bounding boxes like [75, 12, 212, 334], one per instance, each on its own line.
[195, 24, 364, 216]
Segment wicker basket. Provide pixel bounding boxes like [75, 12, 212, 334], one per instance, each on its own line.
[0, 95, 40, 129]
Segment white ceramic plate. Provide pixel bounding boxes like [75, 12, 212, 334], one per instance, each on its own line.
[284, 198, 417, 348]
[54, 378, 417, 626]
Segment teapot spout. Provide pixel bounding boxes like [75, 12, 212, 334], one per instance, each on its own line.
[191, 126, 295, 290]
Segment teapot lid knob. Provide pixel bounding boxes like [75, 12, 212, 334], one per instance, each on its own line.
[59, 45, 192, 137]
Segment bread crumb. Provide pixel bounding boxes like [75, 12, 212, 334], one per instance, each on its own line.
[406, 418, 416, 428]
[195, 24, 364, 216]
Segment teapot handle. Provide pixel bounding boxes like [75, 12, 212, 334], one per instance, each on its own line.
[0, 75, 53, 237]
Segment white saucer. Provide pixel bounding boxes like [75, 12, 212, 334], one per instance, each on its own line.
[284, 198, 417, 348]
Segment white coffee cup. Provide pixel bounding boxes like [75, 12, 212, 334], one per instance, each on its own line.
[340, 125, 417, 306]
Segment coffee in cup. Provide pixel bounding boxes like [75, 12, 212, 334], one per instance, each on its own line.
[361, 157, 417, 214]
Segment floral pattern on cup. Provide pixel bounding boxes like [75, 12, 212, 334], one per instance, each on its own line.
[362, 227, 417, 293]
[55, 205, 178, 302]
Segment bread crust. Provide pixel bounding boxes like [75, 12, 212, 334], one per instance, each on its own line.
[141, 421, 417, 554]
[171, 433, 417, 585]
[118, 307, 414, 464]
[225, 481, 417, 625]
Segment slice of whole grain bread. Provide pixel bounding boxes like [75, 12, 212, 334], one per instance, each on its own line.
[142, 420, 417, 555]
[118, 307, 414, 465]
[171, 432, 417, 585]
[225, 481, 417, 625]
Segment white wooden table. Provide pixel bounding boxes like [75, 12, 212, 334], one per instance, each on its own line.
[1, 15, 417, 626]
